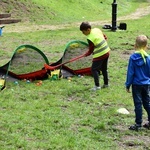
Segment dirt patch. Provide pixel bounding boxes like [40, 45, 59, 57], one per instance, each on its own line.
[118, 5, 150, 20]
[118, 134, 150, 150]
[115, 124, 150, 150]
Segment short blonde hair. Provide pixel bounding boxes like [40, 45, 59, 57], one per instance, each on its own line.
[135, 35, 148, 48]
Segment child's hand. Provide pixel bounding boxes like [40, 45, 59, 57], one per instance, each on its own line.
[126, 88, 130, 93]
[103, 34, 107, 40]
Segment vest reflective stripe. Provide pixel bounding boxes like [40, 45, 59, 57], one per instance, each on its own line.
[93, 45, 109, 55]
[95, 40, 105, 48]
[87, 28, 110, 58]
[93, 39, 110, 58]
[93, 47, 110, 58]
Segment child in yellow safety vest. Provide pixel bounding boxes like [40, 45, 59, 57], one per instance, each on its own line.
[80, 22, 110, 91]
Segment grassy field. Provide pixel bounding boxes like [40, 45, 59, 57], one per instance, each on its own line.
[1, 0, 150, 150]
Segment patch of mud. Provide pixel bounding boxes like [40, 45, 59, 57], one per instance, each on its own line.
[117, 134, 150, 150]
[121, 50, 135, 60]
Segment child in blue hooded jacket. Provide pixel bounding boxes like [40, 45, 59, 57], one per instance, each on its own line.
[125, 35, 150, 131]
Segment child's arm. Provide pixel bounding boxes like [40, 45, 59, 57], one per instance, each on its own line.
[84, 40, 94, 57]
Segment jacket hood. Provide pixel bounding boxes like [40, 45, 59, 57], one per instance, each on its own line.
[131, 53, 146, 66]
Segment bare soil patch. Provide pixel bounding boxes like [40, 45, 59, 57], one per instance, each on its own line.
[119, 134, 150, 150]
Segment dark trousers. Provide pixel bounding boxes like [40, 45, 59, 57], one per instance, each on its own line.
[132, 85, 150, 125]
[91, 56, 109, 87]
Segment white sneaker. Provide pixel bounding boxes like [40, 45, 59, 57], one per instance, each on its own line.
[90, 86, 101, 91]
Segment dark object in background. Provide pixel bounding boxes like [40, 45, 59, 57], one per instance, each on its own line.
[102, 23, 127, 31]
[111, 0, 117, 31]
[102, 25, 112, 29]
[102, 1, 127, 31]
[118, 23, 127, 30]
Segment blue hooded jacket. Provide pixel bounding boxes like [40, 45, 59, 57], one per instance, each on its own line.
[125, 52, 150, 89]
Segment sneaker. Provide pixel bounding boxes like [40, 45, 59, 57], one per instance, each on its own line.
[101, 84, 109, 88]
[90, 86, 101, 91]
[143, 122, 150, 129]
[129, 124, 141, 131]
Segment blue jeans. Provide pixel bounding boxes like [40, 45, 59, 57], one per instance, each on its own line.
[132, 85, 150, 125]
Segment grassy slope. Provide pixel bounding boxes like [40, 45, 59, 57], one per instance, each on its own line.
[0, 0, 143, 24]
[1, 0, 150, 150]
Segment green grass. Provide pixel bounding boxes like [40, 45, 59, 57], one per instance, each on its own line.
[0, 0, 146, 24]
[1, 0, 150, 149]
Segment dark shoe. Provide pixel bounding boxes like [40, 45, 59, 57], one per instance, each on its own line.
[101, 84, 109, 88]
[143, 122, 150, 129]
[129, 124, 141, 131]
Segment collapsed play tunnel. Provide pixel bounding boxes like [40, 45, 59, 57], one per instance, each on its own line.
[0, 40, 92, 90]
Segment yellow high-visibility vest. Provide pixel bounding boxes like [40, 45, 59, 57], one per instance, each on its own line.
[87, 28, 110, 58]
